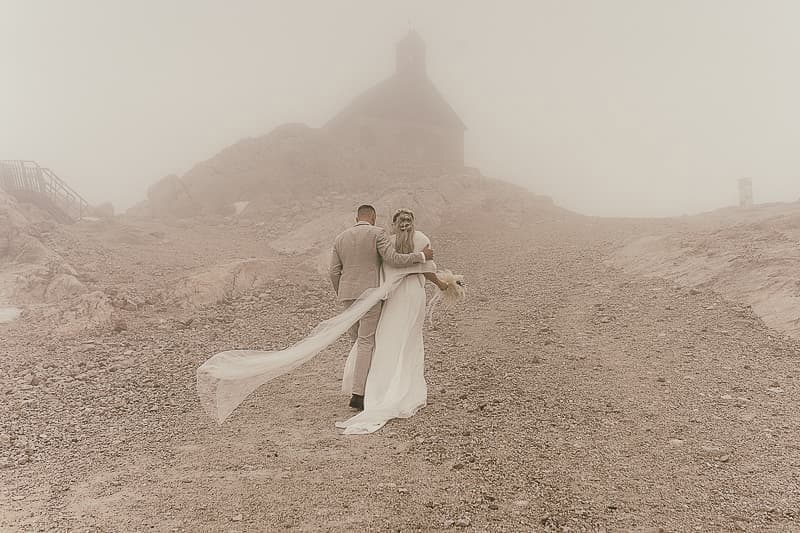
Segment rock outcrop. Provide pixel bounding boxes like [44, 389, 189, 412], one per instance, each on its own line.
[0, 189, 91, 317]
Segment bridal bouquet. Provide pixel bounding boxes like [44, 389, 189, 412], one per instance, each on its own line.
[437, 269, 466, 303]
[426, 269, 466, 324]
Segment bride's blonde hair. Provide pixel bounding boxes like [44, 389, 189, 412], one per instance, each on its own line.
[392, 208, 415, 254]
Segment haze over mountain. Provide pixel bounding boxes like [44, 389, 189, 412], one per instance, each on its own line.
[3, 1, 800, 217]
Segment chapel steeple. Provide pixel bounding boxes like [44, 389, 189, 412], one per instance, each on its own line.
[395, 30, 426, 79]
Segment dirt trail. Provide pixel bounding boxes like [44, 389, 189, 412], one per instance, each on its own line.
[2, 210, 800, 532]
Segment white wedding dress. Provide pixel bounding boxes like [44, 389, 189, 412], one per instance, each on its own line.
[196, 232, 436, 428]
[336, 231, 431, 434]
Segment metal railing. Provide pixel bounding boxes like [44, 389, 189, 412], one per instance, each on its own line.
[0, 160, 89, 221]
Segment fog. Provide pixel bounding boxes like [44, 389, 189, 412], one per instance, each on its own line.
[3, 0, 799, 217]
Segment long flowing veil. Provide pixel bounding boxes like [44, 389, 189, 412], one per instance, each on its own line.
[196, 261, 436, 424]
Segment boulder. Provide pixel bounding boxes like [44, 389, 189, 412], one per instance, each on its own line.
[169, 259, 280, 308]
[146, 174, 198, 218]
[44, 274, 87, 303]
[55, 291, 114, 335]
[3, 233, 54, 265]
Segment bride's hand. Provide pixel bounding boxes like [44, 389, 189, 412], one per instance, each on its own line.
[436, 280, 449, 291]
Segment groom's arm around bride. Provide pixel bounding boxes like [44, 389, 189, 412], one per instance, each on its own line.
[328, 206, 433, 299]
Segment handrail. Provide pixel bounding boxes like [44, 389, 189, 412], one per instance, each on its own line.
[0, 160, 89, 221]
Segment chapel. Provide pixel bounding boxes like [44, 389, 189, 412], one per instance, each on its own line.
[325, 31, 466, 167]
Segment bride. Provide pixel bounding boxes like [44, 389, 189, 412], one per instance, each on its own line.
[336, 208, 453, 434]
[196, 208, 463, 433]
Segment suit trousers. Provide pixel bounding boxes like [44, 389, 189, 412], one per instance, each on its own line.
[342, 300, 383, 396]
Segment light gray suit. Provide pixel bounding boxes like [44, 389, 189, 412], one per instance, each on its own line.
[329, 221, 426, 395]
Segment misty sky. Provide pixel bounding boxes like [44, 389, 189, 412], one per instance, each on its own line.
[2, 1, 799, 217]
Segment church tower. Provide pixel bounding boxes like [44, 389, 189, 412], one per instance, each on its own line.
[395, 30, 426, 78]
[326, 30, 465, 168]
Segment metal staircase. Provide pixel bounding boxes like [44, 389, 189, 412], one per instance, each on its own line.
[0, 160, 89, 223]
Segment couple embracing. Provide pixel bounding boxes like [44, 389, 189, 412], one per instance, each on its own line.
[331, 204, 455, 434]
[197, 204, 462, 435]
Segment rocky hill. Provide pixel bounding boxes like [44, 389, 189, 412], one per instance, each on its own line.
[614, 201, 800, 339]
[131, 122, 560, 221]
[4, 127, 800, 531]
[0, 189, 119, 335]
[4, 186, 800, 530]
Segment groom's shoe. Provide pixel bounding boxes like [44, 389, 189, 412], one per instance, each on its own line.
[349, 394, 364, 411]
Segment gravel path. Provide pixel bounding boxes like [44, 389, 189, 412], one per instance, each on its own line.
[2, 209, 799, 532]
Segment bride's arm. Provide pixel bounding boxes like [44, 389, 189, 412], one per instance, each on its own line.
[424, 272, 449, 291]
[417, 232, 446, 289]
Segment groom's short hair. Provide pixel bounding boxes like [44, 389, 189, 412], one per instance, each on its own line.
[357, 204, 376, 218]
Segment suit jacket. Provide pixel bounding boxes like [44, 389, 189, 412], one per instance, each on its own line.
[329, 221, 426, 301]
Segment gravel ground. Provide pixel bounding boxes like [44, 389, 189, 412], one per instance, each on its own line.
[2, 205, 800, 532]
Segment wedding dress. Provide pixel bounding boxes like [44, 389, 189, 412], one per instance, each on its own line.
[336, 231, 432, 434]
[196, 239, 436, 425]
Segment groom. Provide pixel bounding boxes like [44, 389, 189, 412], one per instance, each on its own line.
[329, 204, 433, 410]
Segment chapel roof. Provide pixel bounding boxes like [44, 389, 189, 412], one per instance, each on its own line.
[326, 32, 466, 131]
